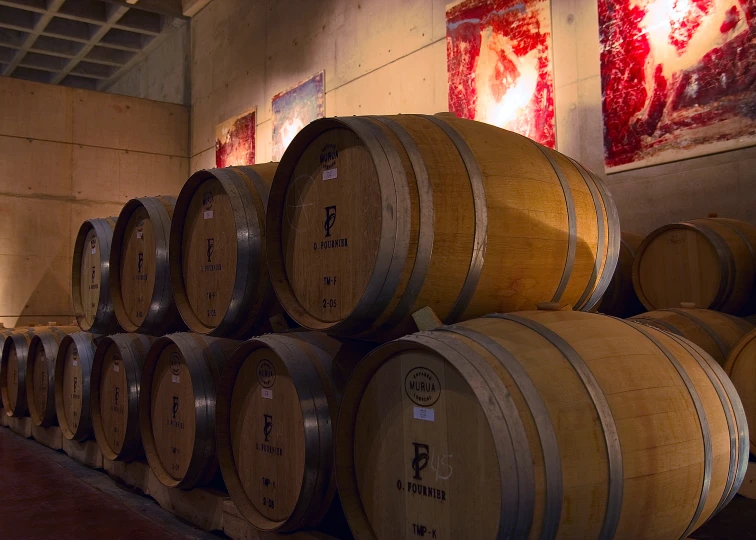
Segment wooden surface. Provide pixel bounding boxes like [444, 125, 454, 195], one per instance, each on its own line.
[27, 332, 67, 427]
[336, 310, 747, 539]
[3, 335, 24, 415]
[140, 333, 239, 489]
[110, 196, 183, 335]
[216, 333, 366, 532]
[630, 308, 754, 366]
[266, 115, 619, 339]
[61, 340, 85, 437]
[633, 218, 756, 314]
[724, 329, 756, 455]
[55, 332, 99, 442]
[71, 217, 120, 334]
[99, 341, 130, 456]
[170, 165, 280, 338]
[79, 226, 103, 328]
[596, 232, 644, 317]
[90, 333, 154, 461]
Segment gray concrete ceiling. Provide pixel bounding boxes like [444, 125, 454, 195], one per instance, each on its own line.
[0, 0, 184, 90]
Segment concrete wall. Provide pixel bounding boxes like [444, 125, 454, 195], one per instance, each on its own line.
[187, 0, 754, 235]
[108, 22, 191, 106]
[0, 77, 189, 328]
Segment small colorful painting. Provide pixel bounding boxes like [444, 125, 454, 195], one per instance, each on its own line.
[446, 0, 556, 147]
[215, 108, 256, 168]
[599, 0, 756, 171]
[272, 71, 325, 161]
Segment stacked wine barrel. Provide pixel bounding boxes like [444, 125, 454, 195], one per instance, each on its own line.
[90, 333, 154, 460]
[110, 196, 184, 335]
[72, 218, 121, 334]
[139, 333, 239, 487]
[169, 166, 280, 338]
[266, 114, 620, 339]
[335, 310, 748, 539]
[633, 217, 756, 314]
[55, 331, 102, 441]
[216, 333, 372, 531]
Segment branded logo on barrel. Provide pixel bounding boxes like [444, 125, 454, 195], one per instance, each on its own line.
[263, 414, 273, 442]
[203, 191, 213, 210]
[137, 253, 144, 275]
[170, 352, 181, 376]
[207, 238, 214, 263]
[257, 359, 275, 388]
[320, 143, 338, 170]
[324, 206, 336, 237]
[405, 367, 441, 406]
[412, 442, 429, 480]
[91, 265, 96, 286]
[172, 396, 179, 419]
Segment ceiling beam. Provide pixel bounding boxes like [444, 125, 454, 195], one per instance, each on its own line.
[100, 0, 186, 19]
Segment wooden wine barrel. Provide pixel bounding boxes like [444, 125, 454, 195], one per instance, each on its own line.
[2, 326, 77, 418]
[90, 333, 154, 460]
[54, 331, 106, 441]
[27, 330, 77, 427]
[724, 329, 756, 455]
[336, 310, 748, 539]
[630, 307, 754, 366]
[596, 232, 645, 317]
[266, 114, 620, 338]
[139, 333, 239, 488]
[110, 196, 184, 335]
[216, 332, 371, 531]
[633, 218, 756, 314]
[71, 217, 121, 334]
[170, 165, 282, 338]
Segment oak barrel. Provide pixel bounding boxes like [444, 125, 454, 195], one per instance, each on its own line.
[266, 114, 620, 338]
[170, 165, 282, 338]
[55, 331, 106, 441]
[110, 196, 184, 335]
[90, 334, 155, 461]
[630, 308, 754, 366]
[633, 218, 756, 314]
[596, 232, 645, 317]
[216, 332, 371, 531]
[2, 326, 77, 418]
[72, 217, 121, 334]
[90, 333, 154, 460]
[336, 310, 748, 539]
[27, 330, 73, 426]
[139, 333, 239, 488]
[724, 329, 756, 455]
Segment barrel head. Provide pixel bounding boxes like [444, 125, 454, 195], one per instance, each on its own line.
[119, 207, 157, 328]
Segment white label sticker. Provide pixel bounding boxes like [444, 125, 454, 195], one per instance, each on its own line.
[136, 232, 143, 239]
[261, 388, 273, 399]
[91, 247, 96, 254]
[113, 364, 119, 372]
[204, 210, 213, 219]
[72, 360, 78, 366]
[172, 374, 180, 384]
[323, 168, 337, 181]
[413, 406, 435, 422]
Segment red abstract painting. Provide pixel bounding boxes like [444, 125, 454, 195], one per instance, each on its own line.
[447, 0, 555, 147]
[215, 108, 256, 168]
[600, 0, 756, 170]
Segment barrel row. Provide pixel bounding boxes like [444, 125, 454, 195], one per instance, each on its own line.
[3, 309, 753, 539]
[73, 114, 621, 341]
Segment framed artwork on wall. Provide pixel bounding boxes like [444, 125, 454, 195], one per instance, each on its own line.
[215, 107, 256, 167]
[272, 71, 325, 161]
[600, 1, 756, 171]
[446, 0, 556, 148]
